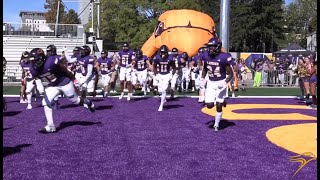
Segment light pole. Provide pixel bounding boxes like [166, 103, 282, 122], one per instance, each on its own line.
[220, 0, 230, 52]
[55, 0, 60, 37]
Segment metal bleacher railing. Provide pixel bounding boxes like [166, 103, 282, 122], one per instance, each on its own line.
[3, 22, 84, 37]
[3, 22, 85, 85]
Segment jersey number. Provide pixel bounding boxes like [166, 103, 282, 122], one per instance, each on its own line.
[208, 66, 221, 78]
[41, 73, 57, 83]
[121, 56, 129, 65]
[138, 61, 144, 69]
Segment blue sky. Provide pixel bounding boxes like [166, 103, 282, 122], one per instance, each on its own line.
[3, 0, 294, 22]
[3, 0, 79, 22]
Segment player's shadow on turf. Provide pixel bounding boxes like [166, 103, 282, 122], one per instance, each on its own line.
[164, 104, 184, 110]
[205, 120, 235, 130]
[91, 99, 105, 102]
[132, 97, 151, 102]
[55, 121, 102, 132]
[3, 127, 14, 131]
[95, 105, 113, 110]
[60, 104, 79, 109]
[3, 111, 21, 117]
[7, 100, 20, 103]
[3, 144, 32, 158]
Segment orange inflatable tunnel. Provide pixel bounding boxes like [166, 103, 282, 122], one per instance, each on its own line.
[141, 9, 216, 57]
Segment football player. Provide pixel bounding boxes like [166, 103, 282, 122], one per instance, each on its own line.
[19, 51, 29, 104]
[132, 50, 151, 96]
[20, 51, 45, 109]
[78, 45, 96, 99]
[95, 50, 115, 97]
[202, 38, 234, 132]
[190, 47, 205, 102]
[118, 42, 135, 100]
[168, 48, 182, 99]
[153, 45, 176, 111]
[180, 52, 191, 93]
[28, 48, 95, 133]
[3, 57, 7, 111]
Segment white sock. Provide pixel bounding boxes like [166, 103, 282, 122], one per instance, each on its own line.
[44, 106, 54, 127]
[161, 91, 166, 105]
[215, 112, 223, 127]
[186, 81, 189, 91]
[26, 93, 32, 104]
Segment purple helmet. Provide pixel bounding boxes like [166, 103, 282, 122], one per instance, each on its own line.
[207, 37, 222, 56]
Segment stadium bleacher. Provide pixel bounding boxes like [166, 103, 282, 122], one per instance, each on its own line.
[3, 35, 84, 81]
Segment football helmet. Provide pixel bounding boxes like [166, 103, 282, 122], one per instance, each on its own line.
[159, 45, 169, 59]
[207, 37, 222, 57]
[46, 45, 57, 56]
[182, 52, 189, 60]
[82, 45, 91, 56]
[29, 48, 46, 69]
[135, 50, 143, 59]
[122, 42, 129, 52]
[172, 48, 178, 55]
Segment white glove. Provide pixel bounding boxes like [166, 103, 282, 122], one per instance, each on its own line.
[217, 81, 228, 89]
[126, 64, 132, 68]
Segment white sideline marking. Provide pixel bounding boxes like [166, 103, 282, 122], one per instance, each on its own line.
[3, 95, 298, 98]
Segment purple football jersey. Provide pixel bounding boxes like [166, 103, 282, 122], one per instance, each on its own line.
[118, 49, 134, 68]
[97, 57, 113, 75]
[203, 52, 232, 81]
[21, 62, 33, 80]
[78, 55, 95, 76]
[192, 55, 201, 66]
[169, 54, 182, 68]
[154, 54, 173, 75]
[29, 55, 70, 86]
[134, 55, 148, 71]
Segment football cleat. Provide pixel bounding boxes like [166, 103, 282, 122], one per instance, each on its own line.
[83, 98, 95, 112]
[119, 92, 124, 100]
[39, 126, 56, 134]
[158, 105, 163, 112]
[127, 94, 131, 101]
[213, 126, 219, 132]
[27, 104, 32, 110]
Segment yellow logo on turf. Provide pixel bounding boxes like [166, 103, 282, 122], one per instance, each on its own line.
[289, 152, 316, 178]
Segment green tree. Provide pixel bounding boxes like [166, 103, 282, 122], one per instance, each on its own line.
[229, 0, 285, 52]
[44, 0, 66, 24]
[62, 9, 81, 24]
[285, 0, 317, 48]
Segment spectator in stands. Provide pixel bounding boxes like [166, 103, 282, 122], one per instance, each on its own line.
[239, 59, 248, 85]
[304, 56, 312, 105]
[288, 59, 298, 86]
[253, 59, 263, 87]
[284, 57, 291, 85]
[276, 58, 286, 87]
[261, 59, 269, 86]
[236, 58, 243, 81]
[295, 58, 307, 99]
[250, 58, 257, 80]
[308, 60, 317, 108]
[267, 60, 275, 86]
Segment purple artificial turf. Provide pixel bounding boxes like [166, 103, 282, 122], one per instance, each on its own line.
[3, 97, 317, 180]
